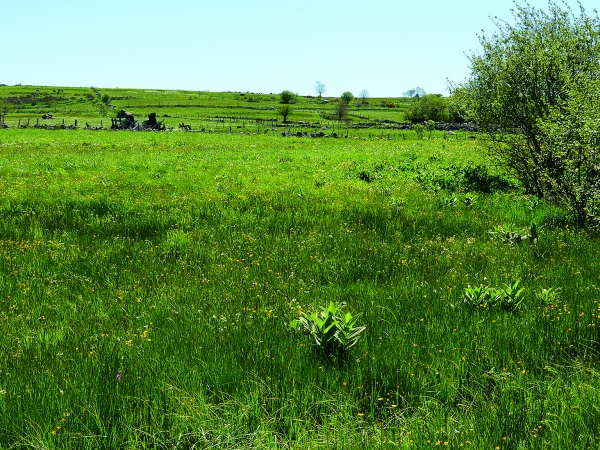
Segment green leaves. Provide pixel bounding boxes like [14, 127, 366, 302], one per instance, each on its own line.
[290, 302, 366, 362]
[279, 90, 297, 104]
[454, 0, 600, 217]
[404, 94, 449, 124]
[463, 280, 525, 312]
[413, 123, 425, 140]
[488, 223, 538, 245]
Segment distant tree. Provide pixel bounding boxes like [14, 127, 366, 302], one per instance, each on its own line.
[404, 94, 449, 124]
[341, 91, 354, 104]
[315, 81, 326, 98]
[332, 100, 349, 122]
[101, 94, 111, 105]
[359, 89, 369, 104]
[277, 104, 293, 123]
[403, 87, 426, 98]
[279, 90, 297, 104]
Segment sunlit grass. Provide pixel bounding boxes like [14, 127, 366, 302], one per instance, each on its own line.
[0, 129, 599, 448]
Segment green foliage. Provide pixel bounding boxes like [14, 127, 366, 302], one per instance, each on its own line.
[426, 120, 436, 138]
[539, 78, 600, 227]
[412, 123, 425, 139]
[489, 223, 538, 245]
[463, 280, 525, 311]
[404, 94, 449, 124]
[279, 89, 297, 104]
[462, 164, 512, 193]
[290, 302, 365, 362]
[536, 287, 561, 306]
[448, 89, 468, 123]
[276, 104, 293, 122]
[332, 99, 349, 122]
[416, 162, 514, 194]
[340, 91, 354, 104]
[455, 1, 600, 226]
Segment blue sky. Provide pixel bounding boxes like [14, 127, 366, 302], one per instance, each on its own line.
[2, 0, 592, 97]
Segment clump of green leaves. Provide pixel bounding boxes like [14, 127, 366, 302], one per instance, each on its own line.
[489, 223, 538, 245]
[426, 120, 436, 138]
[290, 302, 365, 362]
[413, 123, 425, 139]
[536, 287, 561, 306]
[463, 280, 525, 311]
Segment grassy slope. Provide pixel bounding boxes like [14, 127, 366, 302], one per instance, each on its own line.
[0, 117, 599, 448]
[0, 85, 412, 131]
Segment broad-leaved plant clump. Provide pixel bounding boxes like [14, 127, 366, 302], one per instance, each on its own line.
[290, 302, 365, 363]
[463, 280, 525, 312]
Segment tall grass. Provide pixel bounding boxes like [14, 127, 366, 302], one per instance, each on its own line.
[0, 129, 599, 448]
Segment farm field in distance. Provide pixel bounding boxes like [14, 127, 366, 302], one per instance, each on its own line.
[0, 85, 419, 136]
[1, 86, 600, 448]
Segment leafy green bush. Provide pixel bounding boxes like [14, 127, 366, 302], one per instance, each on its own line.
[276, 104, 293, 122]
[290, 302, 365, 363]
[341, 91, 354, 104]
[462, 164, 512, 193]
[489, 223, 538, 245]
[463, 280, 525, 311]
[536, 287, 561, 306]
[404, 94, 449, 124]
[279, 90, 297, 104]
[415, 163, 514, 194]
[454, 1, 600, 227]
[413, 123, 425, 139]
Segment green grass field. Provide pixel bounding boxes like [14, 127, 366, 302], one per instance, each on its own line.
[0, 85, 413, 135]
[1, 95, 600, 448]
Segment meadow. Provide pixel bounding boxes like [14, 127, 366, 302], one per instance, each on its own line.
[0, 92, 600, 448]
[0, 85, 413, 135]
